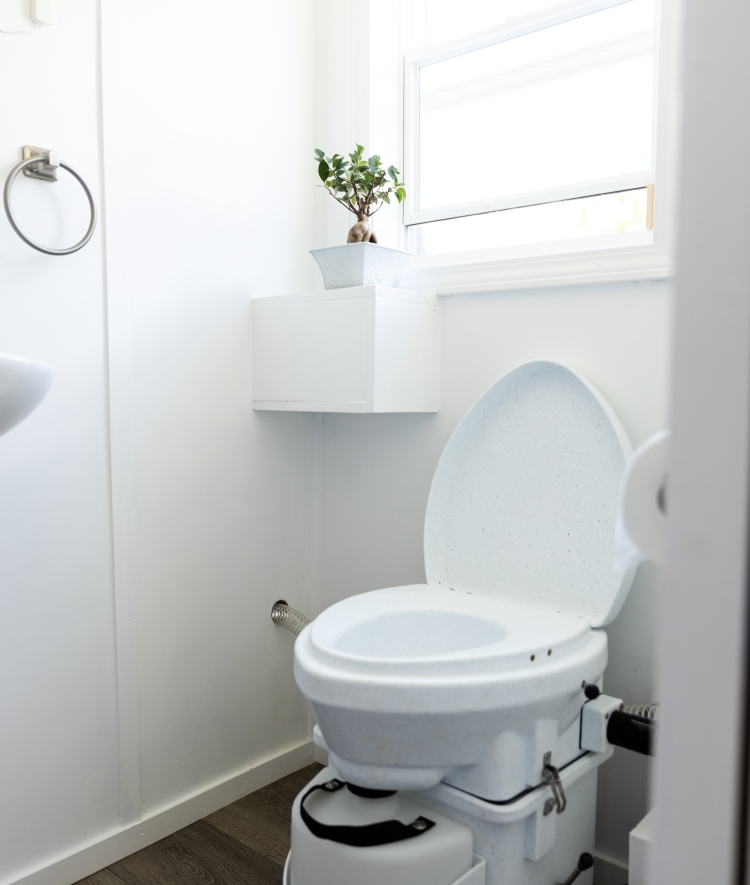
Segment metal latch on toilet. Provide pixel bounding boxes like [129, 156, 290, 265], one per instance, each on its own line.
[542, 752, 567, 815]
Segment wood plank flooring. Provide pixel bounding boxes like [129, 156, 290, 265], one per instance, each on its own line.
[76, 764, 322, 885]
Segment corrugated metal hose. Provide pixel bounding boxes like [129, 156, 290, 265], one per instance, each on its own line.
[271, 601, 311, 636]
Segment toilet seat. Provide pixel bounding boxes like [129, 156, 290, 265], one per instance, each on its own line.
[296, 584, 606, 717]
[305, 585, 592, 678]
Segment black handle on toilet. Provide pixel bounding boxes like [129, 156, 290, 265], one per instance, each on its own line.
[299, 779, 436, 847]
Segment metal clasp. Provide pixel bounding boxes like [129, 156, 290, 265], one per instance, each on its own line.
[542, 752, 567, 815]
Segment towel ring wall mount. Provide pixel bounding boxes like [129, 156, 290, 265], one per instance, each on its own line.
[3, 145, 97, 256]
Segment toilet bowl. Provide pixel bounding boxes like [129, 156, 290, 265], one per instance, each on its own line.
[294, 360, 635, 802]
[295, 585, 607, 796]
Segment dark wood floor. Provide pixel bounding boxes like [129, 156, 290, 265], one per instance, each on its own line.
[77, 764, 322, 885]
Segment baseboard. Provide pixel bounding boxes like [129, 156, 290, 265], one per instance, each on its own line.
[594, 851, 630, 885]
[2, 739, 315, 885]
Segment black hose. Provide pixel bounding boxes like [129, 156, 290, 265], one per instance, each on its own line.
[606, 710, 655, 755]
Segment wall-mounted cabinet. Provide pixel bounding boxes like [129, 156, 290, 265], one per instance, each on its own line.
[252, 285, 439, 412]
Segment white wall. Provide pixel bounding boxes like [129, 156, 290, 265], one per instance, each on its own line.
[652, 0, 750, 881]
[0, 2, 119, 877]
[114, 0, 317, 819]
[0, 1, 316, 882]
[317, 282, 672, 868]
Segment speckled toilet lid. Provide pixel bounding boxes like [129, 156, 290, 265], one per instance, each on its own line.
[424, 361, 635, 627]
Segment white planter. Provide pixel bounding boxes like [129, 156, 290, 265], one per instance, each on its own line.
[310, 243, 412, 289]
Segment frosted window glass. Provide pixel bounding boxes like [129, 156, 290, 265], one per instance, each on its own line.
[418, 0, 655, 211]
[418, 188, 648, 253]
[424, 0, 563, 45]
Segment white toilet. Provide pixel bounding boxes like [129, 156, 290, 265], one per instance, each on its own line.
[292, 360, 636, 884]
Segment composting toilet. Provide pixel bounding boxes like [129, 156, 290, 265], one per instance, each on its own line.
[292, 360, 636, 885]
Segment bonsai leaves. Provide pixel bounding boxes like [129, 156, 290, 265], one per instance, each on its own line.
[314, 145, 406, 221]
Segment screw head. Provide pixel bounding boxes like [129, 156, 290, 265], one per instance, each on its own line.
[412, 818, 428, 831]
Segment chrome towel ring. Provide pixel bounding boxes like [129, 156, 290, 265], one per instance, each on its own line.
[3, 145, 97, 256]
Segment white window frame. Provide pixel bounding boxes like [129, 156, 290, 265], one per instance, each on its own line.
[397, 0, 679, 293]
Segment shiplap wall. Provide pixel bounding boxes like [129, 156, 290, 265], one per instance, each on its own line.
[0, 2, 317, 882]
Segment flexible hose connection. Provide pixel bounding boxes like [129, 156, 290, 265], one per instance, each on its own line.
[271, 600, 311, 636]
[623, 703, 659, 720]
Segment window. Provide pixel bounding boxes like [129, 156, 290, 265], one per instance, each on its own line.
[404, 0, 658, 256]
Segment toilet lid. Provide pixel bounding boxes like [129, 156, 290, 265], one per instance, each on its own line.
[424, 361, 634, 627]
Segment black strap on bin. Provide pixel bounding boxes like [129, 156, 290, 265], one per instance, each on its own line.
[299, 778, 436, 847]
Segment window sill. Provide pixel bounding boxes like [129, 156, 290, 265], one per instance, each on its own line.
[398, 231, 673, 295]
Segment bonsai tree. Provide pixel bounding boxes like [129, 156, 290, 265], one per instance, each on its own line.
[314, 144, 406, 244]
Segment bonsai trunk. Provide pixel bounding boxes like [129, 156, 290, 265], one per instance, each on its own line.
[347, 216, 377, 244]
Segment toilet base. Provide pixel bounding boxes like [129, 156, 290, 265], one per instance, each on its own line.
[288, 750, 611, 885]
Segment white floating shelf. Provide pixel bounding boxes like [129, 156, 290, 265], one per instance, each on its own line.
[252, 285, 439, 413]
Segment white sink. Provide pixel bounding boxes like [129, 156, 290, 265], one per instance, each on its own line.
[0, 353, 54, 438]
